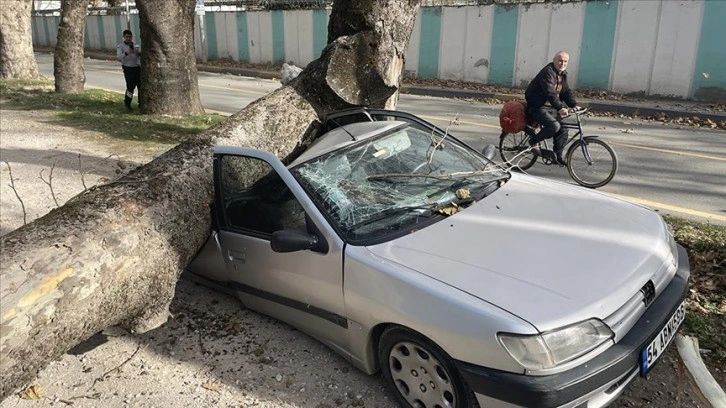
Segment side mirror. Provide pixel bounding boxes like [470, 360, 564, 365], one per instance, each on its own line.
[270, 230, 319, 253]
[481, 144, 497, 161]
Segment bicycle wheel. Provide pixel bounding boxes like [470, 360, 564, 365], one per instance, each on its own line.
[566, 136, 618, 188]
[499, 131, 537, 171]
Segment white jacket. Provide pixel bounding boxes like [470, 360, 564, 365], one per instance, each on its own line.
[116, 42, 141, 67]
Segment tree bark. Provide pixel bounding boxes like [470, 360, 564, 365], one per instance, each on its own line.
[135, 0, 204, 116]
[0, 0, 421, 400]
[0, 0, 41, 79]
[54, 0, 87, 94]
[324, 0, 420, 109]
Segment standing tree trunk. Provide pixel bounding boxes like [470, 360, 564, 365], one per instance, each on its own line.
[0, 0, 41, 79]
[0, 0, 421, 400]
[54, 0, 87, 94]
[323, 0, 419, 109]
[135, 0, 204, 115]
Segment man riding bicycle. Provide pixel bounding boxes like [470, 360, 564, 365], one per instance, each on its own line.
[525, 51, 578, 166]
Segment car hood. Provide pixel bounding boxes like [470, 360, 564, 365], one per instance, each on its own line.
[366, 174, 672, 331]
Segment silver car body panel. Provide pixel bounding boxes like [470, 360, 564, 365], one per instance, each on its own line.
[365, 172, 675, 334]
[204, 147, 353, 359]
[341, 243, 538, 374]
[187, 133, 682, 399]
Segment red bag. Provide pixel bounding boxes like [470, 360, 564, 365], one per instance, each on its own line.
[499, 100, 528, 133]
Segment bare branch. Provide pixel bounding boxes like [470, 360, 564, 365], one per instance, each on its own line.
[77, 153, 88, 192]
[78, 153, 125, 193]
[504, 145, 541, 172]
[425, 114, 459, 168]
[4, 161, 27, 226]
[39, 163, 60, 207]
[87, 343, 146, 392]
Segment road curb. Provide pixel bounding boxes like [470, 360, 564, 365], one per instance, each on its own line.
[676, 335, 726, 408]
[586, 101, 726, 123]
[199, 64, 280, 80]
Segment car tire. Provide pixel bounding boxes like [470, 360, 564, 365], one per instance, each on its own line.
[378, 326, 480, 408]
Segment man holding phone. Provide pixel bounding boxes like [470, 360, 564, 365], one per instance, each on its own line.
[116, 30, 141, 111]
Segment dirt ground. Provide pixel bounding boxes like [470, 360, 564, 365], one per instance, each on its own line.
[0, 107, 715, 407]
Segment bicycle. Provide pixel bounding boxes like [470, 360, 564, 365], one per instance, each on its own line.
[498, 107, 618, 188]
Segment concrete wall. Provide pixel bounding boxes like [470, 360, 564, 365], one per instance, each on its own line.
[32, 0, 726, 101]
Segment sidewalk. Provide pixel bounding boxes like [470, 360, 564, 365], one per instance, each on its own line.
[78, 49, 726, 126]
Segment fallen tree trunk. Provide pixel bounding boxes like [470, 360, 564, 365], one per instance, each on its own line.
[0, 1, 420, 399]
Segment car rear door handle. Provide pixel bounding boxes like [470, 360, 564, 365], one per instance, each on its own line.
[227, 249, 246, 263]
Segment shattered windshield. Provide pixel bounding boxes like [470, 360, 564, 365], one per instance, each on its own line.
[291, 125, 508, 243]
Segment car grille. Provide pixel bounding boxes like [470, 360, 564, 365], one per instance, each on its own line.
[640, 280, 656, 307]
[603, 262, 677, 342]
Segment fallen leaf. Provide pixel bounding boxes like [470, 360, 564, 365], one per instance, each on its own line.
[455, 188, 470, 199]
[437, 202, 460, 215]
[223, 319, 240, 334]
[19, 385, 43, 400]
[702, 279, 717, 290]
[202, 380, 223, 392]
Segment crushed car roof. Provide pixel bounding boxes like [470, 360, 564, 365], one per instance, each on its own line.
[290, 120, 407, 166]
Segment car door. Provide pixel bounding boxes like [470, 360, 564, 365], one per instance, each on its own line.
[212, 146, 349, 351]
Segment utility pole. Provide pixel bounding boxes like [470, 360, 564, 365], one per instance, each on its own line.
[125, 1, 131, 31]
[195, 0, 207, 63]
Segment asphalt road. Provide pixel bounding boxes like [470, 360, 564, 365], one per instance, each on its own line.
[35, 53, 726, 225]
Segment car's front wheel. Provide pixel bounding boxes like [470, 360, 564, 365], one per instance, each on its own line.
[379, 326, 479, 408]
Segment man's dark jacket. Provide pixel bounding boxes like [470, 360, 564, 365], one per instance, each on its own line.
[525, 62, 577, 110]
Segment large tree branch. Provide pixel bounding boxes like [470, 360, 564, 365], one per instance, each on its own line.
[0, 1, 421, 399]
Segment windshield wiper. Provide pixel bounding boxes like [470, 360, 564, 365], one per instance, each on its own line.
[367, 173, 442, 182]
[346, 204, 440, 232]
[369, 169, 509, 183]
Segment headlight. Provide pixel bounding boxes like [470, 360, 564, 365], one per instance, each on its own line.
[668, 231, 678, 268]
[498, 319, 613, 371]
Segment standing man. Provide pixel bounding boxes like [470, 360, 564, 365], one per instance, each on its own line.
[116, 30, 140, 111]
[524, 51, 578, 166]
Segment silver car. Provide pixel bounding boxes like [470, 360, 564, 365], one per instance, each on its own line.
[186, 108, 689, 408]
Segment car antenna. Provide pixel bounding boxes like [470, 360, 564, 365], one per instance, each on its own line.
[328, 118, 357, 141]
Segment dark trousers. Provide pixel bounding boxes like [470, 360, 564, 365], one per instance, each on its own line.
[122, 65, 140, 108]
[527, 106, 568, 158]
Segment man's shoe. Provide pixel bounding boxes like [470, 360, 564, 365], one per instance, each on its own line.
[555, 156, 567, 166]
[125, 104, 132, 112]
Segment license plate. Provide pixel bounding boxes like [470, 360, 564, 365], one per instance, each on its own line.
[640, 300, 686, 376]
